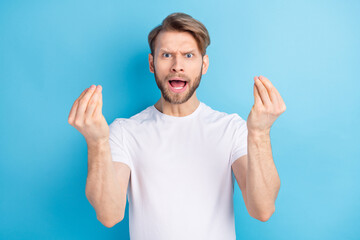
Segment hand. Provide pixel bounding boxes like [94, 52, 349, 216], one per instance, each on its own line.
[247, 76, 286, 135]
[68, 85, 109, 146]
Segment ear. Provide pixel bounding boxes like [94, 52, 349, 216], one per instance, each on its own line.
[149, 53, 154, 73]
[201, 54, 209, 75]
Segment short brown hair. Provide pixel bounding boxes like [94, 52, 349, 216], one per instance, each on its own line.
[148, 12, 210, 57]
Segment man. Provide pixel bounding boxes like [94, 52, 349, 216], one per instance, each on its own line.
[68, 12, 286, 240]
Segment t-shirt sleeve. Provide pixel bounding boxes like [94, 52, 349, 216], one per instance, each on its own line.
[109, 118, 133, 171]
[229, 114, 248, 165]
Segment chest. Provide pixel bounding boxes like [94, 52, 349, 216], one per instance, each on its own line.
[125, 122, 233, 183]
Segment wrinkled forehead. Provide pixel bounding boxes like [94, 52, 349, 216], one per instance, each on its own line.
[154, 30, 200, 54]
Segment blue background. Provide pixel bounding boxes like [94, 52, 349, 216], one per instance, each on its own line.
[1, 0, 359, 239]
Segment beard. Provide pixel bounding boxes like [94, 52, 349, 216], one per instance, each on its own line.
[154, 64, 203, 105]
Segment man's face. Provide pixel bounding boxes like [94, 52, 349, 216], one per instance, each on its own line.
[149, 31, 209, 104]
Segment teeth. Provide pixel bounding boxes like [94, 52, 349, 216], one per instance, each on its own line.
[174, 86, 184, 89]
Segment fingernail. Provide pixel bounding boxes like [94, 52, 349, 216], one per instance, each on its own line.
[90, 85, 96, 90]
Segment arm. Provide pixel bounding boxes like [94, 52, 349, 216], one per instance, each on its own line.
[235, 75, 286, 221]
[67, 85, 129, 228]
[245, 131, 280, 221]
[85, 141, 129, 228]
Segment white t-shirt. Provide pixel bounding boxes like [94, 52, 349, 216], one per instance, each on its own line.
[109, 101, 248, 240]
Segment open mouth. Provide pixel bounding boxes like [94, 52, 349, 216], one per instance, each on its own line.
[169, 80, 187, 89]
[168, 80, 188, 93]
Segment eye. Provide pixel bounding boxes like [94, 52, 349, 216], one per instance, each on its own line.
[163, 53, 171, 58]
[185, 53, 193, 58]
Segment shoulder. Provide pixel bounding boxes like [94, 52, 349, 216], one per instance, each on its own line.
[109, 105, 155, 129]
[201, 103, 246, 125]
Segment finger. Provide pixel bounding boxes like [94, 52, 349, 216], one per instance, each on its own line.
[254, 76, 271, 107]
[260, 75, 285, 107]
[75, 85, 97, 123]
[68, 88, 88, 124]
[272, 86, 286, 110]
[85, 85, 102, 119]
[93, 87, 103, 118]
[258, 75, 279, 106]
[253, 77, 263, 106]
[273, 86, 284, 104]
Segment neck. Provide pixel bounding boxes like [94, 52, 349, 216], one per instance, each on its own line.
[154, 97, 200, 117]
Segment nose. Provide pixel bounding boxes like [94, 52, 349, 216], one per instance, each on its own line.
[171, 56, 184, 73]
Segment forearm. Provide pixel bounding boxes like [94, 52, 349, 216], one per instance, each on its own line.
[85, 141, 124, 225]
[246, 131, 281, 219]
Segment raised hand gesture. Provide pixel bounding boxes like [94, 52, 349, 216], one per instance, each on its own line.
[68, 85, 109, 147]
[247, 76, 286, 135]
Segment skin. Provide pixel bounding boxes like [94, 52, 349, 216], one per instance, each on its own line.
[68, 84, 109, 147]
[149, 30, 209, 117]
[68, 29, 286, 225]
[232, 75, 286, 221]
[68, 85, 126, 228]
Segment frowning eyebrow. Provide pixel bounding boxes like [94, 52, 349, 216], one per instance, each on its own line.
[159, 48, 197, 53]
